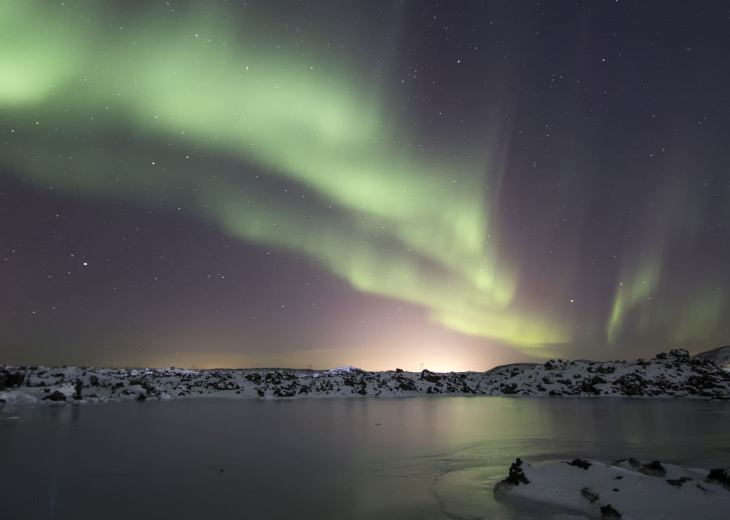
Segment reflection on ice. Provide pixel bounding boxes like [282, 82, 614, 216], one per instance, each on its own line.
[1, 397, 729, 519]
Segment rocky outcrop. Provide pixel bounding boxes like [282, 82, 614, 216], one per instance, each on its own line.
[3, 347, 730, 405]
[0, 370, 25, 389]
[42, 390, 67, 402]
[707, 467, 730, 490]
[493, 458, 530, 493]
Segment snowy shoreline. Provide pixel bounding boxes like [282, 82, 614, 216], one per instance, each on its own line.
[494, 457, 730, 519]
[2, 349, 729, 406]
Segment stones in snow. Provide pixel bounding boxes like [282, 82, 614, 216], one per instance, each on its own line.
[419, 369, 441, 383]
[616, 458, 666, 477]
[501, 382, 519, 395]
[0, 371, 25, 389]
[273, 387, 296, 398]
[395, 378, 418, 392]
[668, 349, 690, 360]
[73, 379, 84, 400]
[707, 468, 730, 490]
[600, 504, 622, 519]
[667, 476, 692, 487]
[493, 457, 730, 519]
[42, 391, 67, 402]
[581, 487, 600, 504]
[568, 458, 592, 470]
[494, 458, 530, 492]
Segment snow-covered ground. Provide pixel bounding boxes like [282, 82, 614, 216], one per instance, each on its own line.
[494, 457, 730, 519]
[2, 349, 729, 406]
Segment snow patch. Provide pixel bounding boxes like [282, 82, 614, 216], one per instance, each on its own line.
[494, 457, 730, 519]
[327, 365, 362, 374]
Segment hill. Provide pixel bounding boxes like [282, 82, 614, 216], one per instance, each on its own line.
[694, 346, 730, 368]
[3, 348, 730, 405]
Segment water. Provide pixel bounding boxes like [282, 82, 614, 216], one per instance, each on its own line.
[1, 397, 729, 519]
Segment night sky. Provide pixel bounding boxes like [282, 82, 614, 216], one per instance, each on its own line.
[1, 1, 728, 371]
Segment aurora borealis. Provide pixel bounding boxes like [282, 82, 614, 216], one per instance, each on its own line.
[1, 1, 728, 371]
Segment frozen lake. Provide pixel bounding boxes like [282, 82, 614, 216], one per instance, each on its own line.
[2, 397, 729, 519]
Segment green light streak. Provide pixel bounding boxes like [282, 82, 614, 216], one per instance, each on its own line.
[1, 1, 569, 348]
[606, 175, 729, 346]
[607, 259, 662, 343]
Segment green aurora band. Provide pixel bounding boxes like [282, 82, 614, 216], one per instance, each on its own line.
[2, 1, 726, 354]
[606, 176, 727, 347]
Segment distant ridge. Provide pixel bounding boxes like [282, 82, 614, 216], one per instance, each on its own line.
[694, 346, 730, 367]
[3, 348, 730, 404]
[485, 362, 540, 376]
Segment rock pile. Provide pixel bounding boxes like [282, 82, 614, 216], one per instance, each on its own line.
[2, 348, 730, 405]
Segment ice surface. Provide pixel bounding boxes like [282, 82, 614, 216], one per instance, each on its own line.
[2, 396, 730, 519]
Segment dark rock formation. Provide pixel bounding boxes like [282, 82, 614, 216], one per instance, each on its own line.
[706, 468, 730, 490]
[1, 371, 25, 389]
[617, 458, 666, 477]
[501, 382, 519, 395]
[419, 369, 440, 383]
[667, 476, 692, 487]
[600, 504, 622, 519]
[668, 349, 689, 360]
[73, 379, 84, 400]
[581, 487, 599, 504]
[42, 391, 67, 402]
[494, 458, 530, 492]
[273, 387, 296, 397]
[567, 458, 592, 470]
[395, 377, 418, 392]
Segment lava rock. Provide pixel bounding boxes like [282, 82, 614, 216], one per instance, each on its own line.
[420, 369, 440, 383]
[502, 382, 519, 395]
[600, 504, 622, 519]
[667, 476, 692, 487]
[494, 458, 530, 492]
[2, 371, 25, 389]
[581, 487, 599, 504]
[73, 379, 84, 400]
[668, 349, 690, 360]
[396, 378, 418, 392]
[42, 391, 67, 402]
[707, 468, 730, 490]
[567, 459, 592, 470]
